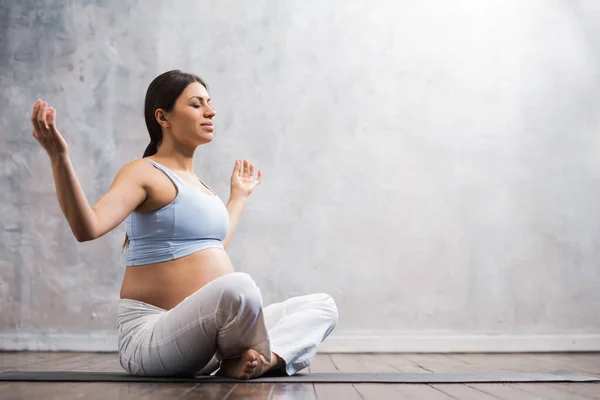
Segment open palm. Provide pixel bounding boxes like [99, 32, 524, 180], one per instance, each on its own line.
[230, 159, 262, 198]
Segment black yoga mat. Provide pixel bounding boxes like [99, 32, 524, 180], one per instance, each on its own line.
[0, 370, 598, 383]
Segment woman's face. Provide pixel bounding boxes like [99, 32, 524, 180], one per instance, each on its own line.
[163, 81, 216, 146]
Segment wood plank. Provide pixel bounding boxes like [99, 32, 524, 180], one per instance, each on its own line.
[311, 354, 363, 400]
[0, 382, 121, 400]
[526, 353, 600, 377]
[506, 383, 595, 400]
[71, 353, 121, 372]
[430, 383, 499, 399]
[563, 353, 600, 377]
[354, 353, 403, 373]
[18, 352, 108, 371]
[0, 352, 119, 400]
[355, 383, 455, 399]
[462, 383, 541, 400]
[1, 351, 112, 385]
[329, 354, 370, 373]
[372, 353, 436, 373]
[542, 383, 600, 399]
[446, 353, 558, 373]
[182, 383, 238, 399]
[0, 351, 75, 371]
[269, 383, 317, 399]
[72, 381, 237, 400]
[450, 352, 600, 383]
[309, 354, 339, 372]
[314, 384, 363, 400]
[401, 354, 483, 373]
[331, 354, 454, 399]
[226, 383, 274, 399]
[329, 353, 411, 373]
[400, 354, 600, 400]
[463, 382, 599, 400]
[111, 383, 200, 399]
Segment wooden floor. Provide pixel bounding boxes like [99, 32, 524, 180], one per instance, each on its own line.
[0, 352, 599, 399]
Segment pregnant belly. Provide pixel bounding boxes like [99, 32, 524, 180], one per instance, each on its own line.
[120, 247, 235, 310]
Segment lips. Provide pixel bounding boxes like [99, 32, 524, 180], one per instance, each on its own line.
[201, 122, 214, 132]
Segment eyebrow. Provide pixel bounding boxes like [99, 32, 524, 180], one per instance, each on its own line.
[189, 96, 211, 102]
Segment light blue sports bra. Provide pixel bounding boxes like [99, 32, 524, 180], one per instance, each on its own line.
[125, 159, 229, 266]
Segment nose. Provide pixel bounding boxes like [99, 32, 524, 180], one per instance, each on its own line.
[204, 103, 216, 119]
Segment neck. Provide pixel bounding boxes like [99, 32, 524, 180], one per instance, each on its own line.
[153, 139, 196, 172]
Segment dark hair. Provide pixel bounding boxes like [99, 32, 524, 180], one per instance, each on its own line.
[123, 70, 208, 250]
[143, 69, 208, 157]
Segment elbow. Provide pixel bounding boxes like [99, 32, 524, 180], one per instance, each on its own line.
[63, 210, 100, 242]
[74, 233, 93, 242]
[73, 228, 96, 243]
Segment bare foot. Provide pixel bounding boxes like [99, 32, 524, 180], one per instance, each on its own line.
[218, 350, 284, 380]
[218, 349, 262, 380]
[260, 352, 285, 375]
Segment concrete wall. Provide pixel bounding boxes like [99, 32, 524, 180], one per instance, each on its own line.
[1, 0, 600, 352]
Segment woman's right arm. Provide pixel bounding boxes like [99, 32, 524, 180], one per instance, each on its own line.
[32, 100, 147, 242]
[50, 155, 147, 241]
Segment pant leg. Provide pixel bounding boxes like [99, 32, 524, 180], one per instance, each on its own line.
[263, 293, 338, 375]
[117, 272, 271, 377]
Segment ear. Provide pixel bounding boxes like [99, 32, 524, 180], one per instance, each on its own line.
[155, 109, 170, 129]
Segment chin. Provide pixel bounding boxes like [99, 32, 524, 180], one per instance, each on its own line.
[198, 134, 214, 145]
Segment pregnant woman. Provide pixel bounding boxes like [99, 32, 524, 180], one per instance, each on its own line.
[30, 69, 338, 379]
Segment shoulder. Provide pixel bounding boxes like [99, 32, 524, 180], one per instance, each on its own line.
[112, 158, 157, 188]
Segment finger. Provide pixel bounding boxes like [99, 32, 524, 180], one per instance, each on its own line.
[48, 107, 61, 139]
[249, 163, 255, 178]
[256, 170, 262, 184]
[243, 160, 249, 177]
[44, 103, 52, 127]
[37, 102, 46, 128]
[237, 160, 243, 177]
[31, 100, 42, 132]
[47, 107, 56, 131]
[37, 102, 48, 131]
[232, 159, 240, 174]
[30, 99, 41, 121]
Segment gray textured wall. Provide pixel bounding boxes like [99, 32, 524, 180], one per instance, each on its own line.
[1, 0, 600, 351]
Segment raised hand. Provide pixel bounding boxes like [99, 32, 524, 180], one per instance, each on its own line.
[31, 99, 68, 159]
[230, 159, 262, 199]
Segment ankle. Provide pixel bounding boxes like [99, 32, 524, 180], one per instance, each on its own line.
[268, 352, 285, 370]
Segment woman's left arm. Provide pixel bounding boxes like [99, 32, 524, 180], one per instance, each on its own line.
[222, 159, 262, 248]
